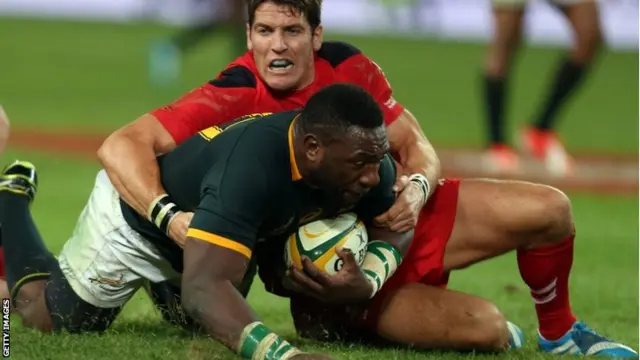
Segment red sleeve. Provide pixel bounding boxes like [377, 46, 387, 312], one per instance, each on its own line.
[339, 53, 405, 126]
[150, 66, 257, 145]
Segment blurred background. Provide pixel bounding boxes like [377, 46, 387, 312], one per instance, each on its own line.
[1, 1, 638, 358]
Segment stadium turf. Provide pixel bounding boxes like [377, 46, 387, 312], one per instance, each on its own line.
[0, 18, 637, 359]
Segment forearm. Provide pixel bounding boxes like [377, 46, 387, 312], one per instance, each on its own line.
[397, 134, 440, 198]
[368, 228, 414, 257]
[362, 229, 414, 298]
[389, 110, 441, 199]
[99, 134, 167, 217]
[183, 280, 257, 349]
[183, 281, 303, 359]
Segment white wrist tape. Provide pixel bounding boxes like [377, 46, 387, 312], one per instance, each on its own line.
[408, 173, 430, 205]
[147, 194, 169, 220]
[361, 241, 403, 298]
[147, 194, 180, 235]
[238, 321, 303, 360]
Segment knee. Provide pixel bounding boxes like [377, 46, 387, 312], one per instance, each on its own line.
[572, 27, 603, 64]
[15, 289, 53, 333]
[484, 41, 518, 78]
[534, 186, 574, 241]
[465, 300, 510, 352]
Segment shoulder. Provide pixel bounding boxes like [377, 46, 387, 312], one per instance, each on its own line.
[378, 154, 397, 185]
[209, 65, 258, 89]
[209, 53, 260, 88]
[318, 42, 386, 86]
[213, 111, 295, 161]
[317, 41, 362, 68]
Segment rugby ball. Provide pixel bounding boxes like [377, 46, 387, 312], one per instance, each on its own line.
[285, 213, 368, 276]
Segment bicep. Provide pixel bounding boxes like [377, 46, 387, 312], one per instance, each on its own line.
[386, 109, 424, 152]
[100, 113, 176, 156]
[182, 187, 266, 287]
[187, 154, 272, 259]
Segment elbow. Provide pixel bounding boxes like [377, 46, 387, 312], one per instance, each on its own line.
[181, 283, 209, 322]
[97, 128, 148, 170]
[97, 131, 123, 168]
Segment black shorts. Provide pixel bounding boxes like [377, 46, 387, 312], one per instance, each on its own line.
[44, 255, 257, 333]
[44, 264, 121, 333]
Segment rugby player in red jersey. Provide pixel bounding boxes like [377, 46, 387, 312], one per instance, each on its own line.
[1, 0, 634, 357]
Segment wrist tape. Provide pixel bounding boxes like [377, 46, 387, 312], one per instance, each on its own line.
[361, 241, 403, 298]
[147, 194, 179, 235]
[408, 173, 430, 205]
[238, 321, 303, 360]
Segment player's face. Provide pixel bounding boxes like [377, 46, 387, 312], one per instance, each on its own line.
[247, 2, 323, 92]
[307, 126, 390, 208]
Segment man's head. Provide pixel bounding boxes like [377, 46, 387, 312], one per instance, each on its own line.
[246, 0, 323, 92]
[294, 83, 389, 209]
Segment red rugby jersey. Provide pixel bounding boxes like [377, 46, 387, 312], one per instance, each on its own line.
[152, 41, 405, 145]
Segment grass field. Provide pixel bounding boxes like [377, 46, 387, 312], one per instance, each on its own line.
[0, 18, 638, 359]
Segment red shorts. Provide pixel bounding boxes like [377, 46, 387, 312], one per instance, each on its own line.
[362, 178, 461, 326]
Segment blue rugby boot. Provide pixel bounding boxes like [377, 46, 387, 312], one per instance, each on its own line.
[539, 321, 638, 358]
[507, 321, 525, 349]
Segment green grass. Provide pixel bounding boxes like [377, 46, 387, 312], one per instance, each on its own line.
[0, 18, 637, 359]
[0, 17, 637, 153]
[4, 147, 638, 359]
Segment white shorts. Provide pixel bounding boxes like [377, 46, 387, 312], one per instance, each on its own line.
[57, 170, 180, 309]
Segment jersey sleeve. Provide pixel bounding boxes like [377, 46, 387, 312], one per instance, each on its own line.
[150, 66, 258, 145]
[353, 154, 397, 224]
[339, 53, 405, 126]
[186, 136, 272, 258]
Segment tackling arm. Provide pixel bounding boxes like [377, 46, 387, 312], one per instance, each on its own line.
[98, 76, 255, 236]
[343, 51, 441, 204]
[98, 113, 176, 218]
[387, 109, 441, 199]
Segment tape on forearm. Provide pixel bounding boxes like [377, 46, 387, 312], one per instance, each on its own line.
[361, 241, 403, 298]
[408, 173, 430, 204]
[238, 321, 303, 360]
[148, 194, 179, 235]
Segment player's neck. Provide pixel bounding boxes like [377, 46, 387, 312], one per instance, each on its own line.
[293, 62, 316, 93]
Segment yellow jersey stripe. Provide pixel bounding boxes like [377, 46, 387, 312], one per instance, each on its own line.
[187, 228, 252, 258]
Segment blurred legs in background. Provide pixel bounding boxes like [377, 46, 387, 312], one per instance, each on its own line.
[482, 0, 602, 176]
[148, 0, 246, 86]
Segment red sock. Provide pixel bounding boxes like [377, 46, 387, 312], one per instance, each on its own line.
[0, 247, 5, 278]
[517, 230, 577, 340]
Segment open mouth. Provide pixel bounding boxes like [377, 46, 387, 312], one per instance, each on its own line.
[269, 59, 294, 71]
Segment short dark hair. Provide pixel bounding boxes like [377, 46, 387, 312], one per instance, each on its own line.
[247, 0, 322, 30]
[299, 83, 384, 141]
